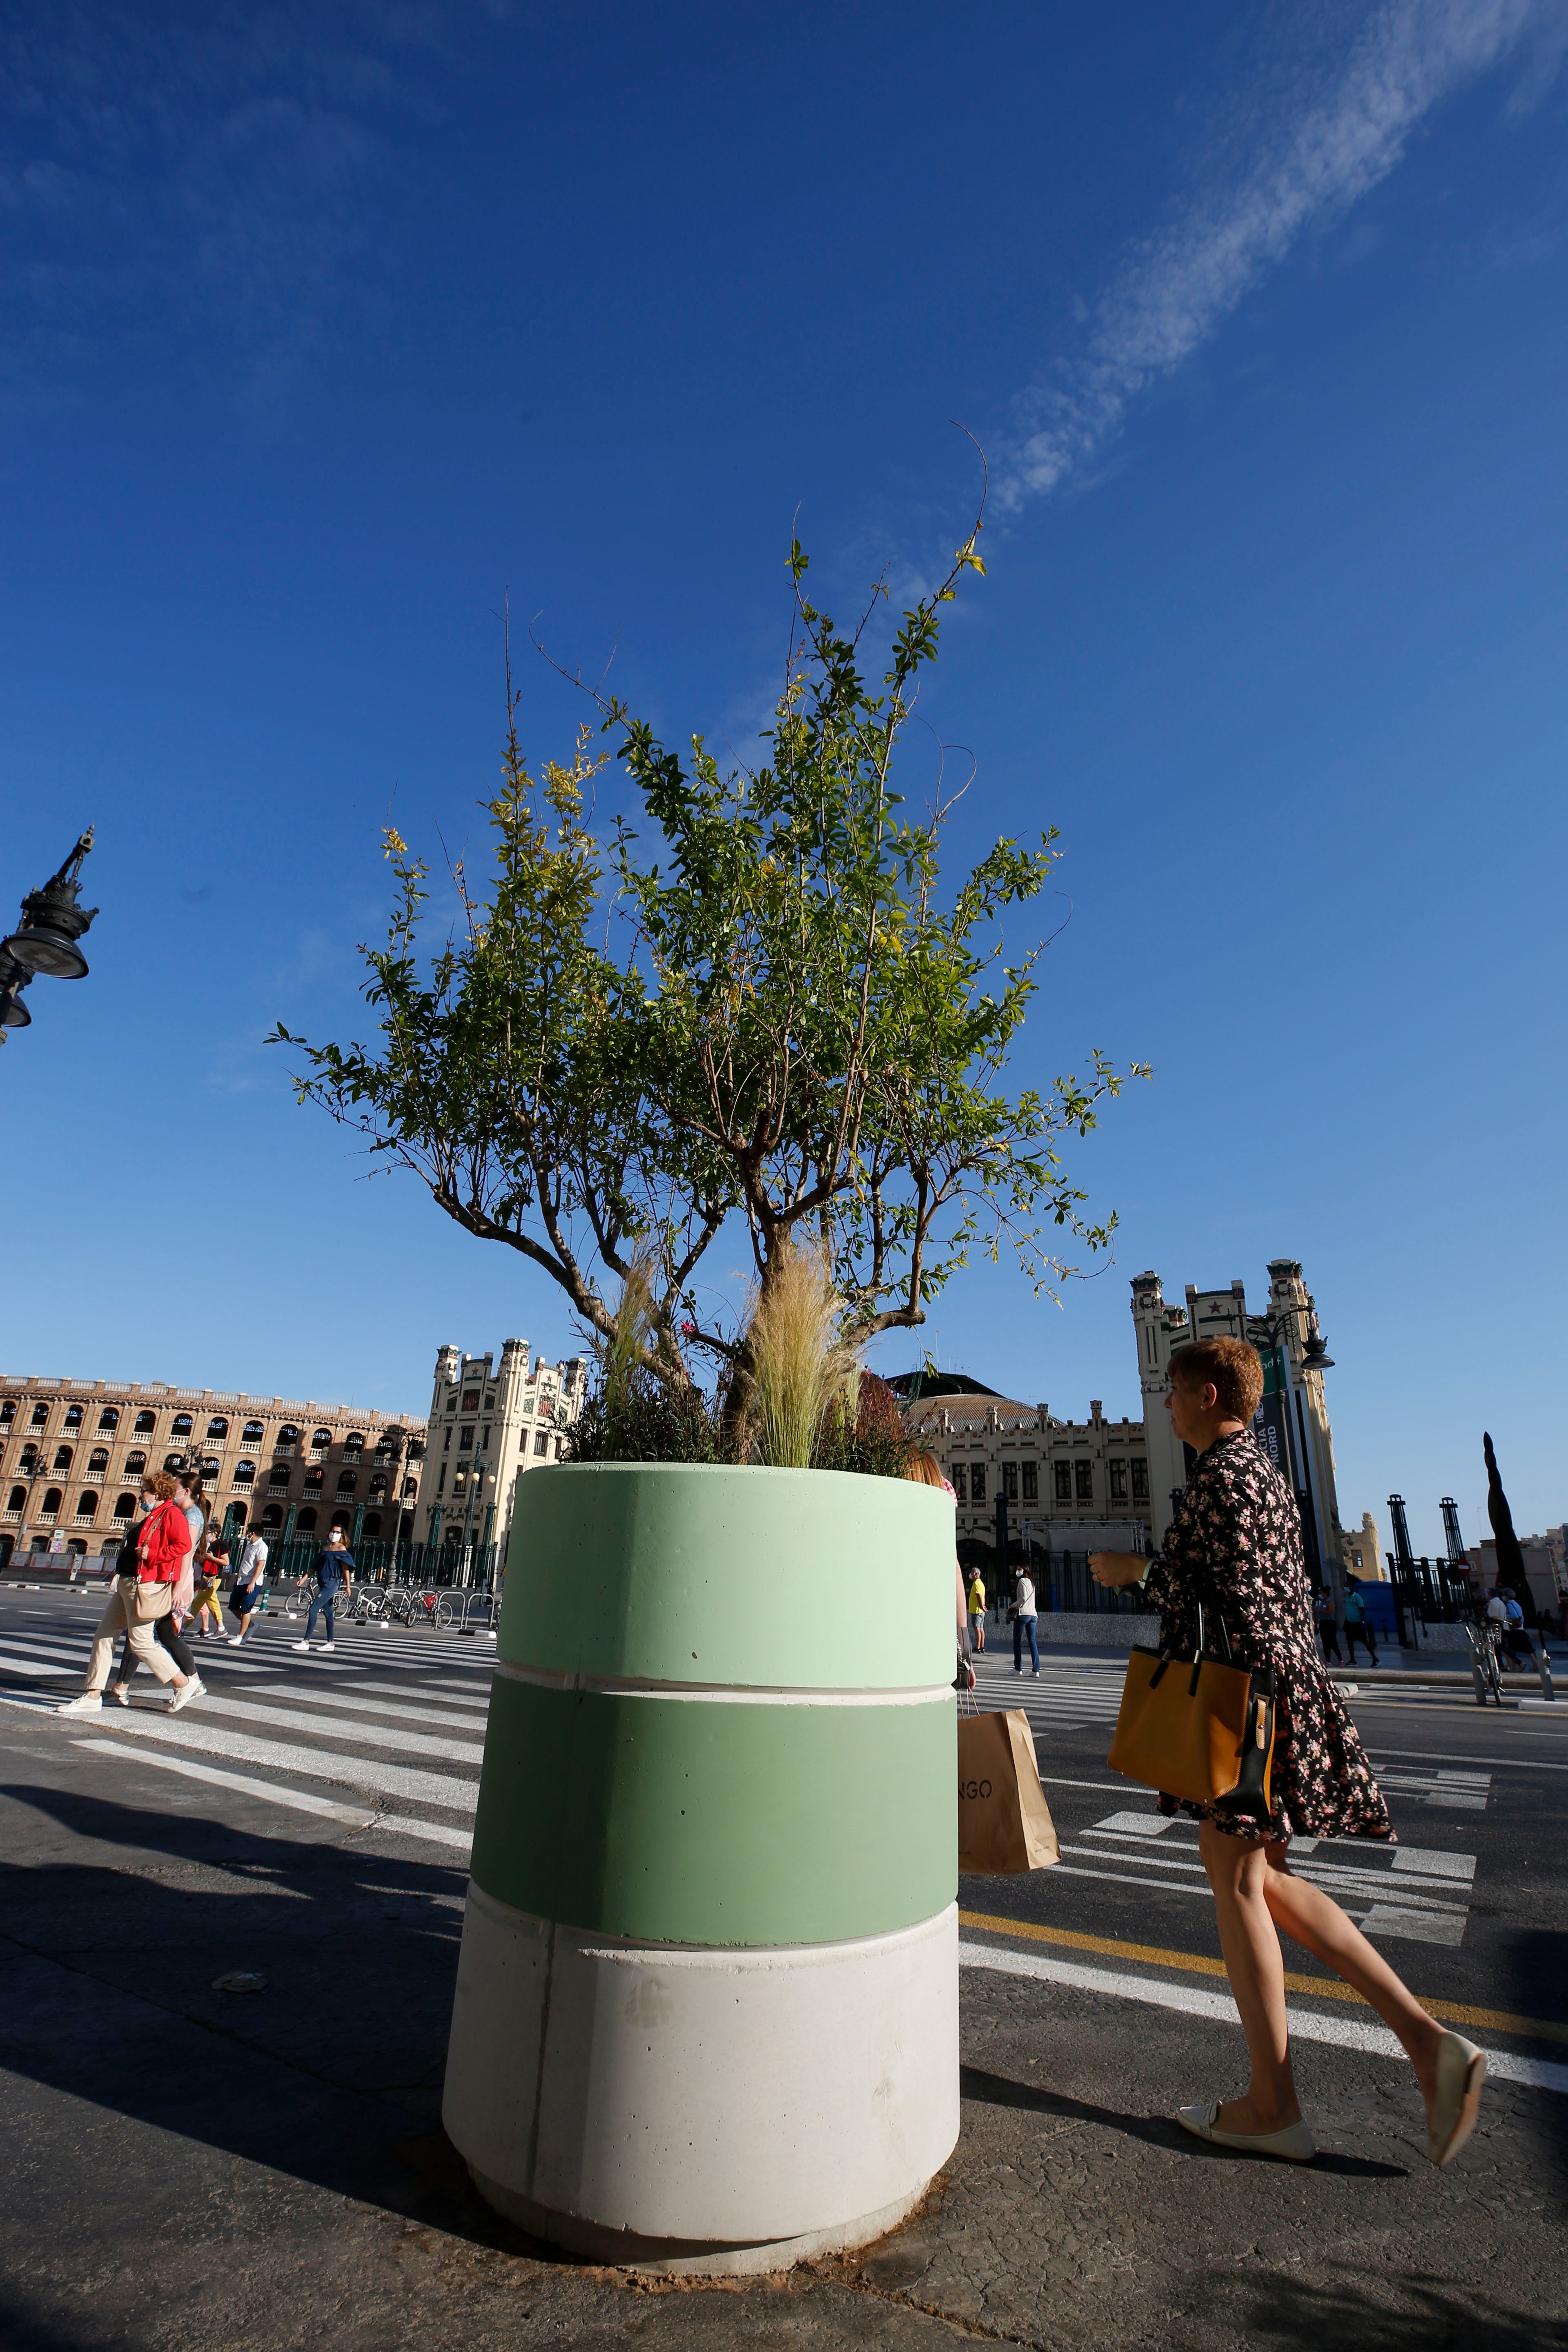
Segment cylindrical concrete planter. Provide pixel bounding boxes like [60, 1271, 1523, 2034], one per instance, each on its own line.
[443, 1462, 958, 2272]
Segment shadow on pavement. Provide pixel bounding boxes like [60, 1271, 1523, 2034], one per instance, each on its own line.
[959, 2063, 1407, 2178]
[0, 1777, 558, 2258]
[1237, 2270, 1567, 2352]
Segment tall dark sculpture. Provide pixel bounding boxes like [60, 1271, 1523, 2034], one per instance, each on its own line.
[1483, 1431, 1536, 1626]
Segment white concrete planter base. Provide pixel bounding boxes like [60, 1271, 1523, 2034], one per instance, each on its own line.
[467, 2173, 933, 2276]
[444, 1881, 959, 2271]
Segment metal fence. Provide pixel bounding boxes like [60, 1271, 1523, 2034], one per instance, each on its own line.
[1388, 1555, 1481, 1640]
[961, 1538, 1146, 1616]
[218, 1536, 502, 1590]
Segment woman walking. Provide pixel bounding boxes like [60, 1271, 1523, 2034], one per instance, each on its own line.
[290, 1525, 354, 1653]
[1091, 1336, 1485, 2170]
[192, 1535, 227, 1639]
[56, 1472, 204, 1716]
[108, 1473, 207, 1710]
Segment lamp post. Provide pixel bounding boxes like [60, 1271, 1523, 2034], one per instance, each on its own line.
[0, 832, 98, 1047]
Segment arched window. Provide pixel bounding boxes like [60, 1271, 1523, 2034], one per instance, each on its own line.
[207, 1417, 228, 1439]
[64, 1403, 84, 1428]
[362, 1512, 383, 1538]
[66, 1537, 87, 1557]
[42, 1488, 62, 1516]
[368, 1472, 387, 1499]
[266, 1463, 290, 1489]
[123, 1451, 147, 1479]
[172, 1414, 193, 1437]
[297, 1507, 318, 1533]
[336, 1472, 357, 1496]
[74, 1491, 98, 1521]
[303, 1468, 324, 1494]
[53, 1445, 73, 1471]
[311, 1429, 332, 1451]
[277, 1425, 299, 1446]
[0, 1400, 13, 1425]
[401, 1477, 417, 1499]
[200, 1455, 220, 1477]
[134, 1410, 156, 1433]
[330, 1506, 352, 1530]
[6, 1486, 24, 1512]
[232, 1461, 256, 1486]
[242, 1421, 265, 1445]
[261, 1504, 283, 1529]
[98, 1407, 120, 1431]
[164, 1453, 186, 1474]
[112, 1493, 136, 1519]
[31, 1402, 49, 1426]
[88, 1448, 110, 1472]
[343, 1432, 365, 1457]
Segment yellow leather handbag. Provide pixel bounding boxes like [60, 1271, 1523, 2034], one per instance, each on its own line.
[1107, 1606, 1276, 1813]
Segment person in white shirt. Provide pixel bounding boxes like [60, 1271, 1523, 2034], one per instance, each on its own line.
[228, 1530, 270, 1645]
[1012, 1565, 1040, 1677]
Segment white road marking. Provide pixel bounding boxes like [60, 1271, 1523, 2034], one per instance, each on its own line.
[192, 1693, 486, 1763]
[85, 1712, 479, 1813]
[958, 1940, 1568, 2094]
[277, 1688, 492, 1731]
[70, 1738, 376, 1825]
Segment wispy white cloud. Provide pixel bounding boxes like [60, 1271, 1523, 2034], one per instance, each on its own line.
[999, 0, 1567, 509]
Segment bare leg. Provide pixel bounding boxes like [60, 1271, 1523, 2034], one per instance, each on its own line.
[1260, 1844, 1443, 2112]
[1197, 1820, 1301, 2132]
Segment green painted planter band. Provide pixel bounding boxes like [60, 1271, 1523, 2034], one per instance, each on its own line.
[470, 1673, 957, 1948]
[499, 1464, 954, 1691]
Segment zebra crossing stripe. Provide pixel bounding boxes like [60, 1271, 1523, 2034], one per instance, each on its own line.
[91, 1712, 479, 1812]
[195, 1693, 485, 1763]
[70, 1738, 376, 1825]
[276, 1688, 496, 1732]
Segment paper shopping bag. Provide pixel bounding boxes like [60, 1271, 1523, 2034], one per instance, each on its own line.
[958, 1708, 1059, 1873]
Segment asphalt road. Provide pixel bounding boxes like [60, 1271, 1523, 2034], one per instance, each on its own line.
[2, 1586, 1564, 2352]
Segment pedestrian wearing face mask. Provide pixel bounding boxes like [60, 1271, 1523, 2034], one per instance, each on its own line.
[107, 1470, 208, 1708]
[56, 1472, 204, 1715]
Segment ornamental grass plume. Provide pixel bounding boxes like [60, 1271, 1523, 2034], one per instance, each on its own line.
[601, 1244, 658, 1423]
[743, 1235, 861, 1470]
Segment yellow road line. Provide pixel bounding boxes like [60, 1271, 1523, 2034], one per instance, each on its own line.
[958, 1909, 1568, 2045]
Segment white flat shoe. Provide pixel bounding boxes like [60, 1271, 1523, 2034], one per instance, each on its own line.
[1177, 2102, 1316, 2164]
[1427, 2032, 1486, 2169]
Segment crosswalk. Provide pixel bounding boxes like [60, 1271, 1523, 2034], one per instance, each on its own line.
[1047, 1807, 1476, 1946]
[0, 1598, 496, 1856]
[2, 1602, 1495, 1927]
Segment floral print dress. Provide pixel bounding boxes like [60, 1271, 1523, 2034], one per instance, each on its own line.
[1143, 1428, 1392, 1844]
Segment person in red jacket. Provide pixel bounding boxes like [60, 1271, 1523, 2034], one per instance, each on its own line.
[57, 1471, 205, 1715]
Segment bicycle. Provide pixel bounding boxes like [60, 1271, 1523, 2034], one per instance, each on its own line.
[411, 1588, 455, 1631]
[1463, 1620, 1503, 1708]
[348, 1585, 385, 1623]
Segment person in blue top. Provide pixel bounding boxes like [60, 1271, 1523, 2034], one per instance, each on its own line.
[291, 1525, 354, 1654]
[1500, 1587, 1531, 1670]
[1343, 1579, 1377, 1666]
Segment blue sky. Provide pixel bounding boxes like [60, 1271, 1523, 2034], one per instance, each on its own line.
[3, 1, 1566, 1555]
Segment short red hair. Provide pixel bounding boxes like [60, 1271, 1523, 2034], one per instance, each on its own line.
[1169, 1338, 1264, 1423]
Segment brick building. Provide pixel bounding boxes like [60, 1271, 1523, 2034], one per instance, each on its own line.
[0, 1373, 425, 1568]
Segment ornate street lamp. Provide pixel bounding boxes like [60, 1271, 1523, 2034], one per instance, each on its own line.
[0, 831, 98, 1046]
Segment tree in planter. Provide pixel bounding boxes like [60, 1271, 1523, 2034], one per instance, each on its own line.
[274, 503, 1147, 1405]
